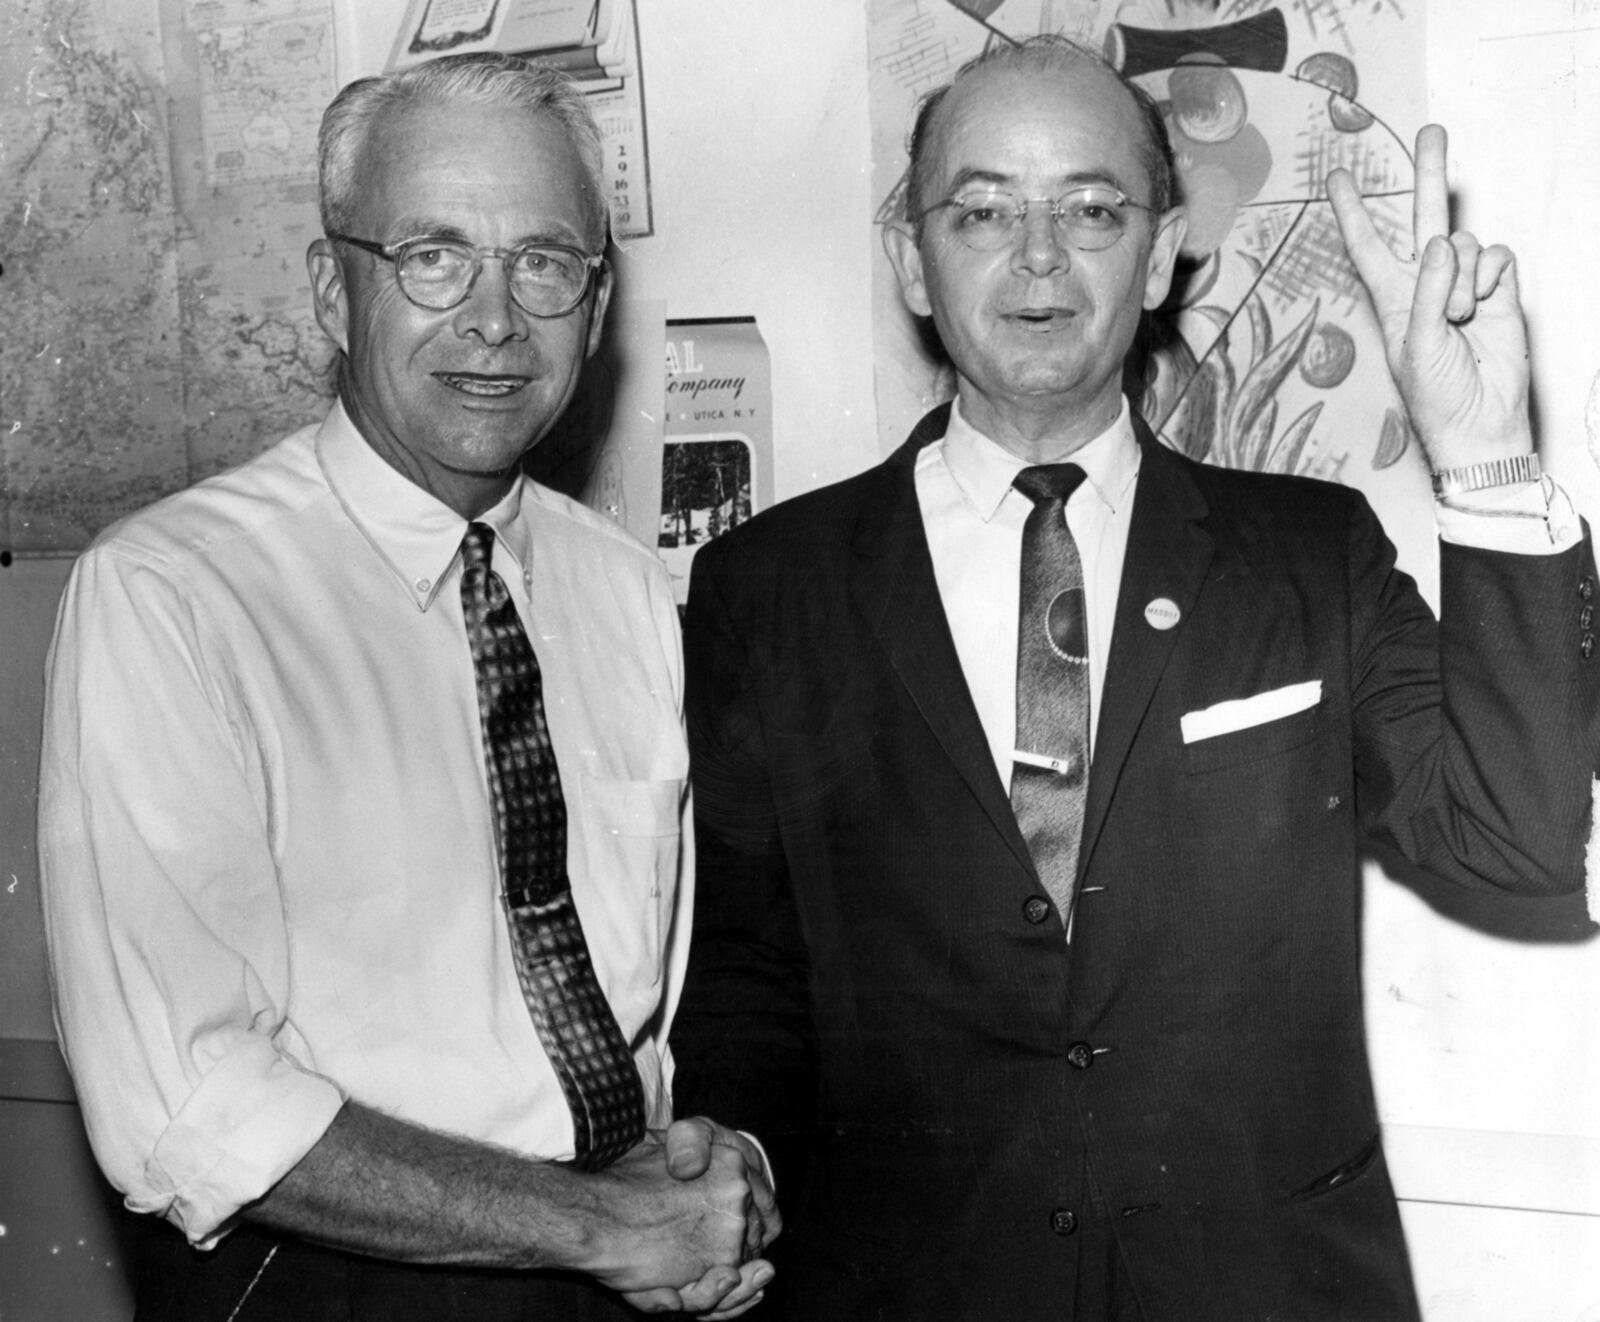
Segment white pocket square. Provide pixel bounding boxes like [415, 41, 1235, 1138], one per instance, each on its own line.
[1180, 680, 1323, 745]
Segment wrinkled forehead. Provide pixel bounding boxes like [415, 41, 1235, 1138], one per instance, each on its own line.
[353, 99, 599, 244]
[921, 61, 1153, 204]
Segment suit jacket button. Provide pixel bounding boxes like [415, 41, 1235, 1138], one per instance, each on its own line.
[1023, 896, 1051, 924]
[1067, 1041, 1094, 1070]
[1583, 605, 1595, 631]
[1049, 1208, 1079, 1236]
[1583, 632, 1596, 660]
[1581, 576, 1596, 602]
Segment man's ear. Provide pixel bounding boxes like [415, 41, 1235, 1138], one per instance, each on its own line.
[307, 237, 350, 353]
[584, 260, 614, 360]
[882, 219, 933, 318]
[1142, 208, 1189, 311]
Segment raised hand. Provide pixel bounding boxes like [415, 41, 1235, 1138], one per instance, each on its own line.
[1327, 124, 1534, 471]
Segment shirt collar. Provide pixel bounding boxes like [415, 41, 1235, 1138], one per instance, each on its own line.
[941, 395, 1141, 523]
[315, 400, 532, 612]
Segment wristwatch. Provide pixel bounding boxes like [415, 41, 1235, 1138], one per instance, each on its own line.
[1430, 453, 1541, 498]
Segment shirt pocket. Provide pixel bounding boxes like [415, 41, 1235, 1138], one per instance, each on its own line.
[572, 775, 684, 1028]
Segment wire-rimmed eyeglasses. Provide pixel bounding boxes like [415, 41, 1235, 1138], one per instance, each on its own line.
[921, 185, 1156, 253]
[330, 233, 605, 318]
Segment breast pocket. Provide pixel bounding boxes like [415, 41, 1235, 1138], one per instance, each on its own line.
[572, 775, 683, 1026]
[1183, 703, 1322, 775]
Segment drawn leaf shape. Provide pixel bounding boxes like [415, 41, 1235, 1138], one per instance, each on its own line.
[1266, 402, 1325, 474]
[1372, 406, 1410, 470]
[1246, 292, 1273, 362]
[1239, 397, 1279, 470]
[1162, 356, 1227, 460]
[1230, 299, 1320, 446]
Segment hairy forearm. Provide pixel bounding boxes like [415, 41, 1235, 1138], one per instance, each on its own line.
[241, 1100, 757, 1297]
[243, 1101, 591, 1268]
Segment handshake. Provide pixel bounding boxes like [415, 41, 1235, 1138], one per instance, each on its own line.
[584, 1116, 781, 1319]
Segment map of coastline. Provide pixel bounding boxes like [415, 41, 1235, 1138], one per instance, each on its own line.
[2, 0, 338, 552]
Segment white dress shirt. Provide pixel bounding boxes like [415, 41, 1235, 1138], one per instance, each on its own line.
[39, 403, 691, 1246]
[915, 396, 1575, 792]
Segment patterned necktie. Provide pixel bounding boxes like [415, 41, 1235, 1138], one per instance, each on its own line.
[1011, 465, 1090, 928]
[460, 521, 646, 1171]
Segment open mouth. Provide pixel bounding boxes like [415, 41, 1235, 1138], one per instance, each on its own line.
[433, 372, 530, 397]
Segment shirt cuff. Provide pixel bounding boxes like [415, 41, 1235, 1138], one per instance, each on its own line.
[1435, 476, 1582, 555]
[136, 1035, 346, 1247]
[738, 1129, 777, 1194]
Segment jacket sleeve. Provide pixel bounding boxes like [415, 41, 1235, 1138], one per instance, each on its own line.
[1350, 494, 1599, 895]
[668, 543, 821, 1193]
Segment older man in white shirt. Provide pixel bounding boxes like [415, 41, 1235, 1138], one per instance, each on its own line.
[40, 52, 775, 1322]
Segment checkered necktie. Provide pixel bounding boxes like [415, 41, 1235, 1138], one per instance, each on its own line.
[460, 522, 646, 1171]
[1011, 465, 1090, 927]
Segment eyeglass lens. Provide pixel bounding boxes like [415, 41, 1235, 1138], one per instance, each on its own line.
[944, 187, 1136, 252]
[395, 241, 592, 315]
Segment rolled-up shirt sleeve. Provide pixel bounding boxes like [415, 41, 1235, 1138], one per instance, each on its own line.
[39, 542, 344, 1246]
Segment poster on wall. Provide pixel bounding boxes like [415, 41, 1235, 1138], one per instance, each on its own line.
[867, 0, 1431, 572]
[658, 318, 775, 606]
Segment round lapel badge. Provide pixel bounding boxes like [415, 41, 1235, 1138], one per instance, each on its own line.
[1144, 597, 1181, 631]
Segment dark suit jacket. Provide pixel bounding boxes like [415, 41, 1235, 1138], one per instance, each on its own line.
[672, 406, 1598, 1321]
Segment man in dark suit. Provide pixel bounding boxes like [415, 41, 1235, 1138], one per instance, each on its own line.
[670, 36, 1597, 1322]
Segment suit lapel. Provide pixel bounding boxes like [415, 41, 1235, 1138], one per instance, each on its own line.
[852, 407, 1039, 880]
[1079, 429, 1213, 877]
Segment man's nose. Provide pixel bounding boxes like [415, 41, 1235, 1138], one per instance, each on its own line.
[1013, 204, 1072, 276]
[452, 256, 529, 345]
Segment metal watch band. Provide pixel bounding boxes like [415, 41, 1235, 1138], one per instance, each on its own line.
[1430, 453, 1541, 498]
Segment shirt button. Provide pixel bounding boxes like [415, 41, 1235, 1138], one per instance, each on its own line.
[415, 577, 431, 593]
[1582, 633, 1596, 660]
[1067, 1041, 1094, 1070]
[1023, 896, 1051, 925]
[1049, 1208, 1079, 1236]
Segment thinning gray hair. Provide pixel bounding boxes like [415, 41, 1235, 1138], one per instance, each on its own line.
[318, 51, 608, 249]
[902, 35, 1176, 232]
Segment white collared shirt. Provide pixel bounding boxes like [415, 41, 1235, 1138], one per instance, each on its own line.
[39, 402, 690, 1245]
[916, 397, 1140, 788]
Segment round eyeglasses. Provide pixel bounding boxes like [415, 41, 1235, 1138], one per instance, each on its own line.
[922, 185, 1155, 253]
[330, 233, 605, 318]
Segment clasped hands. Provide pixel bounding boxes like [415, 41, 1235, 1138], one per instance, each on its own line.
[587, 1116, 780, 1320]
[1327, 123, 1534, 472]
